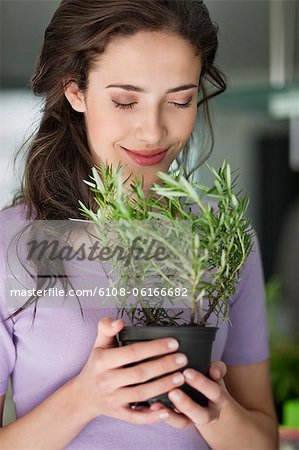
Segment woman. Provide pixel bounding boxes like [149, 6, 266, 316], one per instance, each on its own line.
[0, 1, 278, 448]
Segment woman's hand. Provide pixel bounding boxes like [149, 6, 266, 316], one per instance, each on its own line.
[73, 317, 187, 425]
[147, 362, 230, 429]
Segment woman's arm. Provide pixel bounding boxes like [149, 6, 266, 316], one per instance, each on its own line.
[0, 317, 187, 450]
[195, 360, 279, 449]
[154, 360, 278, 450]
[0, 377, 94, 450]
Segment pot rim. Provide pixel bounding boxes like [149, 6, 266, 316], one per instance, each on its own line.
[119, 325, 219, 340]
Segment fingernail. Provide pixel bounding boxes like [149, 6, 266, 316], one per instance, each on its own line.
[159, 412, 170, 419]
[173, 374, 184, 384]
[168, 339, 179, 349]
[169, 390, 181, 401]
[175, 355, 188, 365]
[184, 369, 194, 380]
[111, 320, 118, 327]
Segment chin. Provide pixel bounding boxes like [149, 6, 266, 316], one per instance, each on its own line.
[117, 159, 172, 194]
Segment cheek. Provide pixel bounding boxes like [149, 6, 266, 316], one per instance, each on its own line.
[85, 104, 127, 143]
[173, 108, 197, 141]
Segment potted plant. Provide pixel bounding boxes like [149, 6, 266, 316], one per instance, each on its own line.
[78, 160, 254, 409]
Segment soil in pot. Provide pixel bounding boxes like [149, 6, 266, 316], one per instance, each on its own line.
[118, 325, 218, 410]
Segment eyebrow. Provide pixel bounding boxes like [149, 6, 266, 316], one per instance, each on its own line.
[105, 83, 198, 94]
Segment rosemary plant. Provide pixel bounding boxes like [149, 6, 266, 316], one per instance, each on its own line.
[78, 160, 254, 327]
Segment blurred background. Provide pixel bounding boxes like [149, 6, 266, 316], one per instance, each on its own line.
[0, 0, 298, 444]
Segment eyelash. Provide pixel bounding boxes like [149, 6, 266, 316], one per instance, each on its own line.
[112, 101, 192, 110]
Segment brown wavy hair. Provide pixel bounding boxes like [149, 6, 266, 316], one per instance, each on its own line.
[12, 0, 226, 220]
[6, 0, 227, 321]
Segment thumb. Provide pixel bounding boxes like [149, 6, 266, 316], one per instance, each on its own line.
[209, 361, 227, 383]
[93, 317, 124, 350]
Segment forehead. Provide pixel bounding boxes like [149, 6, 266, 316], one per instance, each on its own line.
[89, 31, 201, 88]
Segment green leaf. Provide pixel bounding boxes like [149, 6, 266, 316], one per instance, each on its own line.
[78, 200, 98, 221]
[91, 166, 105, 193]
[231, 194, 238, 207]
[83, 179, 96, 188]
[180, 177, 200, 202]
[225, 163, 231, 189]
[206, 162, 222, 181]
[214, 180, 223, 195]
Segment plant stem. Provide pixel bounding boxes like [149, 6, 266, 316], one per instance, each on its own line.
[198, 285, 226, 326]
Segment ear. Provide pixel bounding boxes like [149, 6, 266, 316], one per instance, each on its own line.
[64, 81, 86, 113]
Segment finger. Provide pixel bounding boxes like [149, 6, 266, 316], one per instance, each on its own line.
[120, 370, 185, 404]
[93, 317, 124, 350]
[182, 369, 228, 407]
[168, 388, 221, 426]
[97, 336, 180, 370]
[209, 361, 227, 382]
[121, 406, 172, 425]
[149, 402, 165, 411]
[149, 402, 181, 415]
[111, 352, 188, 388]
[150, 404, 192, 429]
[132, 402, 165, 412]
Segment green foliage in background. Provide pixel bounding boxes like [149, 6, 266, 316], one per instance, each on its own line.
[266, 275, 299, 405]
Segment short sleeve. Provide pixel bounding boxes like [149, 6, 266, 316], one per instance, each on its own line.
[0, 214, 16, 396]
[221, 233, 270, 365]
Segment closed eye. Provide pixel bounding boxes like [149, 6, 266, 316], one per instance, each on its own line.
[112, 101, 137, 110]
[171, 101, 192, 109]
[112, 101, 192, 110]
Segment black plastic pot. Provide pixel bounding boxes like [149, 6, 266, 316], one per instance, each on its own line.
[118, 326, 218, 410]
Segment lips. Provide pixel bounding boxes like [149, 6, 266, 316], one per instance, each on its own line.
[121, 146, 169, 166]
[121, 147, 169, 156]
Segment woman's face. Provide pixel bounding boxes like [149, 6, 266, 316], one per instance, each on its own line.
[65, 31, 202, 193]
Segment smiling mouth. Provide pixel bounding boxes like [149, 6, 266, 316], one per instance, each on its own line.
[121, 146, 169, 166]
[121, 146, 169, 156]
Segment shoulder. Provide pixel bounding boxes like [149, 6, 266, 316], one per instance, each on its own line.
[0, 203, 36, 241]
[0, 203, 32, 222]
[0, 204, 35, 315]
[0, 203, 35, 274]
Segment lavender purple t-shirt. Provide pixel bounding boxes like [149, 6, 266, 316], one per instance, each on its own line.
[0, 203, 269, 450]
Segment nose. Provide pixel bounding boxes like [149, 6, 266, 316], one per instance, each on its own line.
[134, 107, 167, 145]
